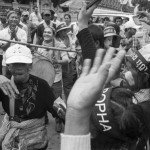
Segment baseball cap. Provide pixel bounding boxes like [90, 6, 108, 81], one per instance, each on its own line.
[126, 44, 150, 74]
[124, 21, 140, 30]
[6, 44, 32, 64]
[22, 11, 29, 16]
[104, 26, 117, 37]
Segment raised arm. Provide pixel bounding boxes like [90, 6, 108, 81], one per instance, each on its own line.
[77, 3, 97, 62]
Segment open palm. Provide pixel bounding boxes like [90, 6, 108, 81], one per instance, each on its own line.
[67, 48, 126, 113]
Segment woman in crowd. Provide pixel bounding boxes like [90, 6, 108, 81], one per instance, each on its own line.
[55, 23, 76, 99]
[37, 26, 69, 132]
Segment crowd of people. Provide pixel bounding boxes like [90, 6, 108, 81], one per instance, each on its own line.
[0, 1, 150, 150]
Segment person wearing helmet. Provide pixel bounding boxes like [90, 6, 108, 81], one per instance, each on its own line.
[0, 44, 60, 150]
[120, 21, 141, 51]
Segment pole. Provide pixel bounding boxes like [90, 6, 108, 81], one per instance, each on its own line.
[0, 38, 79, 53]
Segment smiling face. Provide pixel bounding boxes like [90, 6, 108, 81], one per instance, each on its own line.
[43, 27, 54, 41]
[8, 13, 18, 26]
[8, 63, 32, 83]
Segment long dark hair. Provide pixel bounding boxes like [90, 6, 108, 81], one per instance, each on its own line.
[88, 24, 104, 49]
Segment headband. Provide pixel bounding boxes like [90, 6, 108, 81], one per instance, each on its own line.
[126, 49, 150, 74]
[7, 11, 17, 19]
[91, 88, 127, 141]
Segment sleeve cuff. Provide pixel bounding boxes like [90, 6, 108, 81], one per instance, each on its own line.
[61, 133, 91, 150]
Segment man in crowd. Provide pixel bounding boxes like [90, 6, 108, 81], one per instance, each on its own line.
[0, 44, 60, 149]
[114, 16, 123, 27]
[21, 11, 32, 43]
[29, 5, 42, 43]
[53, 13, 60, 26]
[15, 8, 28, 34]
[36, 10, 56, 45]
[120, 21, 141, 51]
[0, 10, 27, 78]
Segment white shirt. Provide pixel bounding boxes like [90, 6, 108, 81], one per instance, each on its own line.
[29, 12, 42, 26]
[20, 21, 28, 34]
[0, 27, 27, 66]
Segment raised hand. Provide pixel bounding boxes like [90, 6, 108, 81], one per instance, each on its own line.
[65, 48, 126, 135]
[78, 1, 100, 31]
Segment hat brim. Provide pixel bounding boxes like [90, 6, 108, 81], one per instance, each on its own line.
[6, 56, 32, 64]
[104, 33, 117, 37]
[56, 27, 71, 34]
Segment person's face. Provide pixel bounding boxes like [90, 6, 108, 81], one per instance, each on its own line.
[22, 15, 29, 21]
[104, 20, 109, 26]
[116, 19, 122, 26]
[59, 29, 70, 38]
[34, 7, 38, 13]
[44, 14, 51, 22]
[104, 36, 113, 49]
[8, 63, 31, 83]
[64, 15, 71, 24]
[8, 13, 18, 26]
[121, 60, 143, 91]
[43, 28, 53, 41]
[125, 28, 136, 38]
